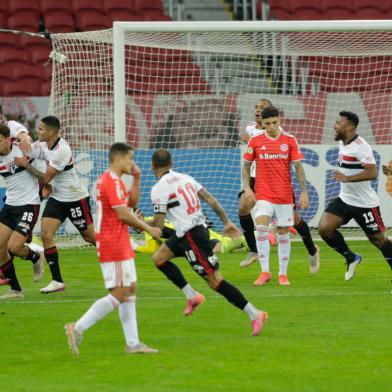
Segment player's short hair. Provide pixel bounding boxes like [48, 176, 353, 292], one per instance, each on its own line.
[152, 149, 172, 168]
[259, 98, 273, 107]
[41, 115, 61, 132]
[108, 142, 133, 162]
[261, 106, 279, 120]
[0, 124, 10, 138]
[339, 111, 359, 128]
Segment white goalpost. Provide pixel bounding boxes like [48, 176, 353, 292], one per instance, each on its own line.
[48, 20, 392, 245]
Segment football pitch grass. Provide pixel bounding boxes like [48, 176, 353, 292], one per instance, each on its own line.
[1, 241, 391, 392]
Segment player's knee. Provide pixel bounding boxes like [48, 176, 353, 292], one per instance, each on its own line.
[152, 252, 163, 266]
[40, 228, 53, 243]
[318, 223, 331, 238]
[81, 231, 95, 245]
[7, 241, 23, 255]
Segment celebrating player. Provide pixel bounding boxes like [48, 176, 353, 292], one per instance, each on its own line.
[243, 106, 309, 286]
[239, 99, 320, 273]
[149, 149, 268, 337]
[0, 122, 45, 299]
[318, 111, 392, 280]
[14, 116, 95, 293]
[65, 142, 160, 355]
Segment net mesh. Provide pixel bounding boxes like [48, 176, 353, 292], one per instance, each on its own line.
[48, 27, 392, 245]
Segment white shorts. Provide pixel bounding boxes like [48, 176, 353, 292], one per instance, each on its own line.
[254, 200, 294, 227]
[100, 259, 137, 289]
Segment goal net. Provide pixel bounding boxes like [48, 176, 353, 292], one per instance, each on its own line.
[47, 21, 392, 245]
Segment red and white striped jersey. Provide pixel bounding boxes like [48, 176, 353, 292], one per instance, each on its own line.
[337, 135, 379, 208]
[151, 170, 205, 237]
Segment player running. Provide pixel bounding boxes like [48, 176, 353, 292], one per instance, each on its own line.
[149, 149, 268, 336]
[318, 111, 392, 281]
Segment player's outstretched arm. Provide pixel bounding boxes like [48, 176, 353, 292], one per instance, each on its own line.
[198, 189, 241, 239]
[115, 206, 161, 239]
[293, 160, 309, 209]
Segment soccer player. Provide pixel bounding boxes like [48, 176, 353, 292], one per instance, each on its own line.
[239, 99, 320, 273]
[149, 149, 268, 337]
[243, 106, 309, 286]
[318, 111, 392, 280]
[14, 116, 95, 293]
[65, 142, 160, 355]
[0, 123, 44, 299]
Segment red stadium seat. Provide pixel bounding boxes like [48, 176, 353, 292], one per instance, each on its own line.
[41, 0, 73, 13]
[30, 47, 51, 65]
[103, 0, 137, 14]
[356, 9, 386, 19]
[291, 0, 325, 20]
[108, 11, 141, 22]
[3, 79, 41, 96]
[0, 32, 21, 50]
[0, 10, 6, 27]
[8, 12, 40, 32]
[72, 0, 104, 13]
[0, 48, 31, 67]
[76, 13, 111, 31]
[45, 12, 75, 33]
[324, 0, 355, 19]
[41, 80, 52, 96]
[42, 64, 52, 81]
[0, 68, 13, 84]
[8, 0, 40, 15]
[268, 0, 292, 20]
[354, 0, 385, 13]
[20, 36, 51, 51]
[12, 64, 44, 81]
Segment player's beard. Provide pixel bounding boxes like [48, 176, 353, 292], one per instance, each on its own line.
[334, 132, 343, 141]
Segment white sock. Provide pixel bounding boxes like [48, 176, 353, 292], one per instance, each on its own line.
[256, 225, 270, 272]
[244, 302, 260, 320]
[75, 294, 119, 334]
[182, 283, 197, 300]
[119, 295, 139, 347]
[277, 233, 291, 276]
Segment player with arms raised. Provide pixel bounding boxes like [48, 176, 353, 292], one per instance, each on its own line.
[149, 149, 268, 336]
[243, 106, 309, 286]
[65, 143, 160, 354]
[318, 111, 392, 280]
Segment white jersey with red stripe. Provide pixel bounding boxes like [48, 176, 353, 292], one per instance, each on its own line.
[0, 141, 41, 206]
[151, 170, 205, 237]
[245, 122, 263, 178]
[7, 120, 28, 140]
[337, 135, 379, 208]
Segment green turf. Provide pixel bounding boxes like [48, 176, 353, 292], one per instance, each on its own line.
[0, 241, 391, 391]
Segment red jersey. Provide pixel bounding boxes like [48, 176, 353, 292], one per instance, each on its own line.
[243, 130, 303, 204]
[96, 170, 134, 262]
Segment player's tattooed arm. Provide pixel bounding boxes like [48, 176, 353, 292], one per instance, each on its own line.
[293, 160, 309, 209]
[14, 156, 58, 184]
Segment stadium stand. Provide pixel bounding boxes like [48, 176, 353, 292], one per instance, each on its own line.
[0, 0, 173, 96]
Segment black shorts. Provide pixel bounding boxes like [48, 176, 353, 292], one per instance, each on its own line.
[0, 204, 40, 237]
[165, 225, 219, 276]
[238, 177, 255, 199]
[325, 197, 385, 235]
[42, 197, 93, 232]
